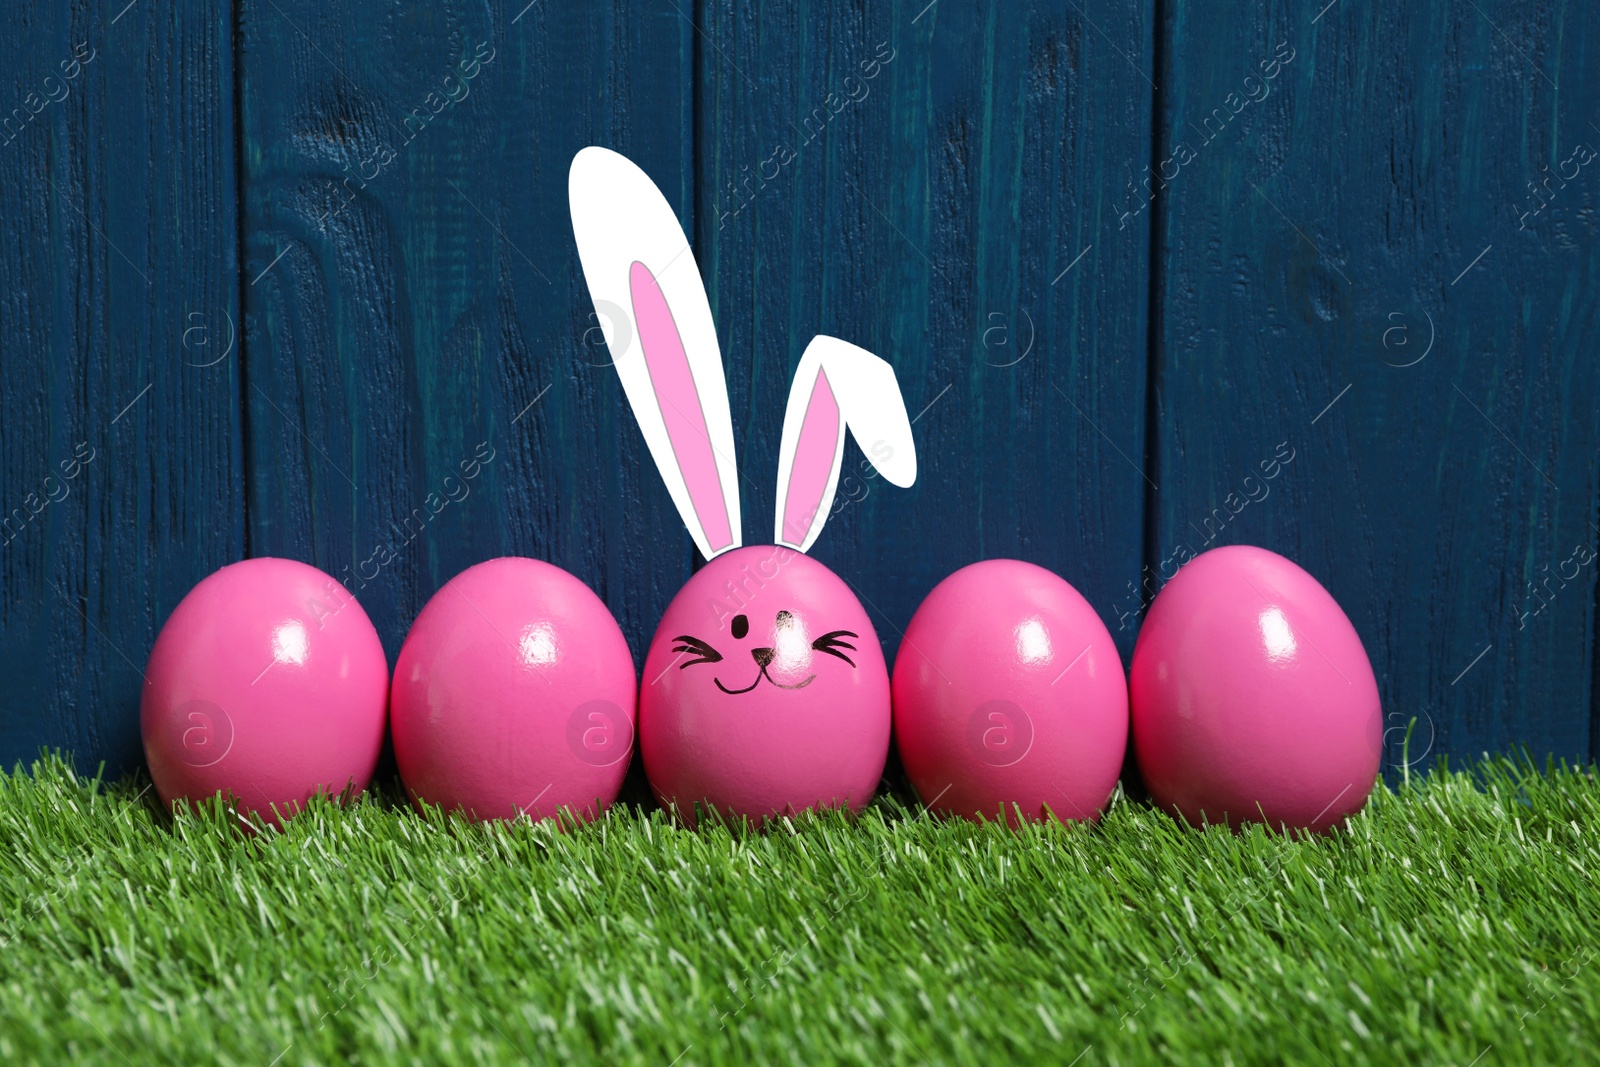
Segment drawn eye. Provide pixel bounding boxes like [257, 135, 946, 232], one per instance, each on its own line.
[669, 634, 723, 668]
[810, 629, 858, 667]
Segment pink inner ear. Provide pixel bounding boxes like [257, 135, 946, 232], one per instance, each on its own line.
[780, 368, 840, 545]
[629, 261, 733, 553]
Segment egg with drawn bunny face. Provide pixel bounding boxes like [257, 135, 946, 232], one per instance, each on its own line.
[640, 546, 890, 824]
[569, 146, 919, 825]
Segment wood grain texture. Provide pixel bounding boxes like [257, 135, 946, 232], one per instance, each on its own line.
[0, 3, 242, 775]
[1149, 2, 1600, 766]
[695, 0, 1155, 670]
[237, 1, 694, 673]
[3, 1, 1596, 775]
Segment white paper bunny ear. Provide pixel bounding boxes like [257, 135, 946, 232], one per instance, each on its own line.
[773, 336, 918, 552]
[568, 146, 742, 560]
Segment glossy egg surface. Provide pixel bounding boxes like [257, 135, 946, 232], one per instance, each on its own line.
[892, 559, 1128, 824]
[1130, 544, 1382, 832]
[640, 545, 889, 825]
[390, 557, 636, 822]
[141, 557, 389, 822]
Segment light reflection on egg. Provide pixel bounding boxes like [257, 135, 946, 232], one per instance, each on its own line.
[1258, 608, 1296, 662]
[271, 621, 310, 666]
[1015, 618, 1052, 665]
[518, 622, 559, 668]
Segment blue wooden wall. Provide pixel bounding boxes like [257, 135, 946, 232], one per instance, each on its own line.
[2, 1, 1595, 779]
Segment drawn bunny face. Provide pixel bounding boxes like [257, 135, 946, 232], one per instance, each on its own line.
[638, 545, 891, 824]
[568, 147, 917, 824]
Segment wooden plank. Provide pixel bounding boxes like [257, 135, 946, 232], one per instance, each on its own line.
[1151, 2, 1600, 765]
[696, 1, 1155, 668]
[0, 2, 243, 775]
[237, 2, 695, 673]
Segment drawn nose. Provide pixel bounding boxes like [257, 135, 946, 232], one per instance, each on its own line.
[751, 647, 776, 668]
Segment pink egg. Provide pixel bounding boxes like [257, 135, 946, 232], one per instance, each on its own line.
[891, 560, 1128, 825]
[640, 545, 889, 826]
[1130, 545, 1382, 832]
[390, 557, 636, 823]
[141, 558, 389, 823]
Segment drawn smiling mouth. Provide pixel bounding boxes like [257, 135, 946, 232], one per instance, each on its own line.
[714, 667, 818, 695]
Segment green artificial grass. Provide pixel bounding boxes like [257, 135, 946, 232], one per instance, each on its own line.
[1, 756, 1597, 1066]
